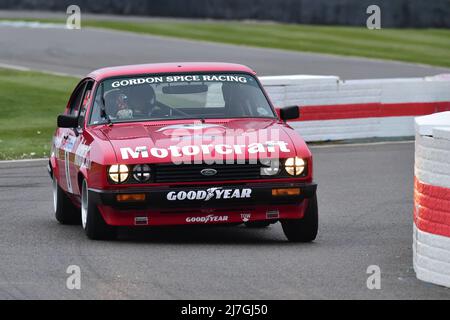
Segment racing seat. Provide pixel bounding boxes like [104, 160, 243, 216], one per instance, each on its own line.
[222, 82, 248, 117]
[125, 85, 157, 117]
[103, 89, 120, 117]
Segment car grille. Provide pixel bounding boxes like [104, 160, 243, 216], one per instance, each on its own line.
[154, 163, 262, 183]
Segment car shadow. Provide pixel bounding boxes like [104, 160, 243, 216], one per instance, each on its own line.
[115, 224, 292, 245]
[48, 219, 316, 246]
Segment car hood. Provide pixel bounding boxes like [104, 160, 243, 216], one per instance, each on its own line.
[95, 118, 310, 164]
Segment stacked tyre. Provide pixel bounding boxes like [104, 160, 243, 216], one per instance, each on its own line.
[413, 112, 450, 288]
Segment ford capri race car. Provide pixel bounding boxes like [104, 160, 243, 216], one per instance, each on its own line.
[49, 62, 318, 241]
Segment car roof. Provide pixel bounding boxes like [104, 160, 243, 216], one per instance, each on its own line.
[87, 62, 256, 81]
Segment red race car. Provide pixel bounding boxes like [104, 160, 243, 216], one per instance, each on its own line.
[49, 62, 318, 241]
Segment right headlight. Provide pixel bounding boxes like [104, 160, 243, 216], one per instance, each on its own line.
[284, 157, 306, 176]
[260, 158, 280, 176]
[108, 164, 129, 183]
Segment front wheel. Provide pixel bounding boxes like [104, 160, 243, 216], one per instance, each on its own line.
[81, 179, 117, 240]
[53, 176, 80, 225]
[281, 195, 318, 242]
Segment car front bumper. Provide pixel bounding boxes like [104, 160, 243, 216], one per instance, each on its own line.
[89, 182, 317, 226]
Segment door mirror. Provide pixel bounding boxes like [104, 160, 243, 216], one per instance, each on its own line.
[57, 114, 79, 128]
[279, 105, 300, 121]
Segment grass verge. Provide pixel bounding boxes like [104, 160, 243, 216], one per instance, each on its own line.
[3, 18, 450, 68]
[0, 68, 77, 160]
[88, 20, 450, 67]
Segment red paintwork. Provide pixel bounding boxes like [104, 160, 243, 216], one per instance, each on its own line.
[87, 62, 256, 82]
[99, 202, 308, 227]
[50, 63, 314, 226]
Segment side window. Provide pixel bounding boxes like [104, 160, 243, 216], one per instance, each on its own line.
[77, 82, 94, 127]
[67, 82, 87, 116]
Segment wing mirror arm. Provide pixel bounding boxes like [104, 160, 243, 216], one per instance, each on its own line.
[73, 127, 81, 137]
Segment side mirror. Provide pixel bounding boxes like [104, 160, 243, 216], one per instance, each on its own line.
[57, 114, 78, 128]
[279, 105, 300, 121]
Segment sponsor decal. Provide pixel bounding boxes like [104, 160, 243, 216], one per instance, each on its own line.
[120, 141, 290, 160]
[54, 136, 62, 149]
[241, 213, 251, 222]
[185, 214, 228, 223]
[111, 74, 248, 88]
[61, 135, 76, 152]
[167, 187, 252, 201]
[74, 143, 91, 169]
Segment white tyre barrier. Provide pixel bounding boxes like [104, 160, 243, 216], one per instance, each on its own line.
[260, 74, 450, 141]
[413, 111, 450, 288]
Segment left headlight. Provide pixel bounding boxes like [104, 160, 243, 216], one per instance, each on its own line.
[284, 157, 306, 176]
[132, 164, 151, 182]
[108, 164, 129, 183]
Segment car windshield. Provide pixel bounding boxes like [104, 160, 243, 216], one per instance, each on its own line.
[89, 73, 275, 125]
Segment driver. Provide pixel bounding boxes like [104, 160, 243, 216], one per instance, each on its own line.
[115, 93, 133, 120]
[103, 90, 133, 120]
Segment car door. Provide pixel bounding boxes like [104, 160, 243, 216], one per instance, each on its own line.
[56, 80, 89, 194]
[69, 82, 94, 196]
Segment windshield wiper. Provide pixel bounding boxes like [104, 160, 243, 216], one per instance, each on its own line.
[100, 82, 112, 126]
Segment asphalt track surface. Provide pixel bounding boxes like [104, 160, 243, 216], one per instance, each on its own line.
[0, 17, 450, 299]
[0, 11, 449, 78]
[1, 142, 450, 299]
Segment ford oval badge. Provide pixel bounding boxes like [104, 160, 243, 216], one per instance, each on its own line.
[201, 168, 218, 176]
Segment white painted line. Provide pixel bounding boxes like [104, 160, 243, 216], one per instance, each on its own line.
[0, 63, 30, 71]
[0, 158, 47, 164]
[0, 61, 80, 78]
[33, 69, 80, 78]
[0, 20, 66, 29]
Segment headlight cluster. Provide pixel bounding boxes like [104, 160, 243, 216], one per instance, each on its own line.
[108, 164, 152, 184]
[284, 157, 306, 176]
[108, 164, 129, 183]
[260, 157, 307, 177]
[260, 158, 280, 176]
[132, 164, 151, 182]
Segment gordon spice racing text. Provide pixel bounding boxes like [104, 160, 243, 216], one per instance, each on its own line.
[49, 62, 318, 241]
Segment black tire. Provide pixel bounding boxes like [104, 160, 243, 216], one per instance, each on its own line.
[244, 221, 271, 228]
[81, 179, 117, 240]
[281, 194, 318, 242]
[53, 176, 80, 225]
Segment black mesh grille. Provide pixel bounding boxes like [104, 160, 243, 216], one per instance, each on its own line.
[154, 163, 262, 183]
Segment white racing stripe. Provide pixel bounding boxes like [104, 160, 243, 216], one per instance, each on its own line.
[64, 151, 72, 193]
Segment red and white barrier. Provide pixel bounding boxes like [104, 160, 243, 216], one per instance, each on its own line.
[413, 112, 450, 288]
[260, 74, 450, 141]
